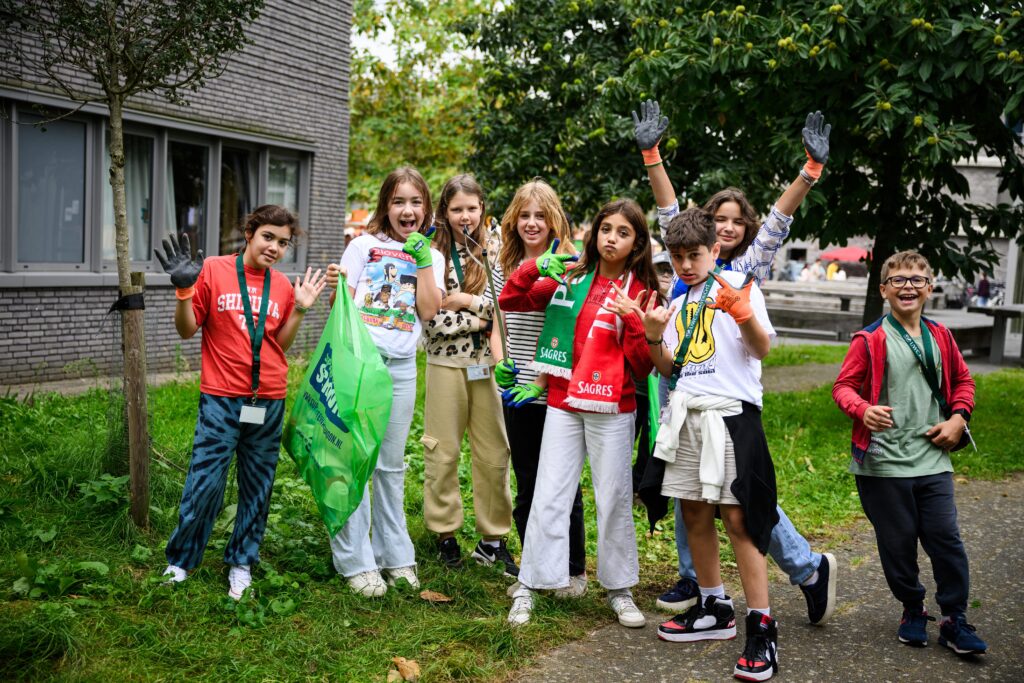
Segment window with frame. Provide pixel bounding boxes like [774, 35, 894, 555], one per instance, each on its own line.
[102, 133, 154, 262]
[268, 154, 301, 264]
[17, 114, 87, 264]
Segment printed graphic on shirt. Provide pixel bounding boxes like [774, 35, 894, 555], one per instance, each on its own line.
[357, 247, 418, 332]
[674, 301, 717, 371]
[217, 286, 284, 331]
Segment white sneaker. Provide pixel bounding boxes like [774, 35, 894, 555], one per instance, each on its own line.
[507, 589, 534, 627]
[506, 580, 522, 598]
[347, 569, 387, 597]
[162, 565, 187, 585]
[608, 591, 646, 628]
[383, 565, 420, 589]
[228, 565, 251, 600]
[553, 574, 588, 599]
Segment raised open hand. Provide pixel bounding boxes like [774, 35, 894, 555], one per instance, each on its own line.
[802, 110, 831, 166]
[631, 99, 670, 152]
[294, 267, 327, 310]
[155, 233, 205, 288]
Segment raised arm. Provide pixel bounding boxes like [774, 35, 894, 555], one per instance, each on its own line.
[632, 99, 677, 210]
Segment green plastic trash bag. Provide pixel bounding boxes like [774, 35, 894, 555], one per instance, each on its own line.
[283, 277, 393, 537]
[647, 374, 660, 452]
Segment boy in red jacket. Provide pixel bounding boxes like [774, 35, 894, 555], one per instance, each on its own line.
[833, 250, 986, 656]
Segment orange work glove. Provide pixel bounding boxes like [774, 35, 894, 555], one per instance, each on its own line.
[707, 271, 755, 324]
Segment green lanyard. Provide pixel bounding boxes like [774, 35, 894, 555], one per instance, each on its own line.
[449, 241, 481, 351]
[235, 251, 272, 401]
[669, 266, 720, 390]
[885, 314, 947, 413]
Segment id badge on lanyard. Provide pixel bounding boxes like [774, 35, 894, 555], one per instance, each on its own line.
[236, 252, 272, 424]
[466, 364, 491, 381]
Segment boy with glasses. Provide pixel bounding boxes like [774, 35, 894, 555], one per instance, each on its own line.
[833, 250, 987, 656]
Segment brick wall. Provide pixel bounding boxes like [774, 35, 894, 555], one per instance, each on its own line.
[1, 0, 350, 385]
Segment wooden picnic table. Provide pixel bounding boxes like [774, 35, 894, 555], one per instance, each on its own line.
[967, 304, 1024, 364]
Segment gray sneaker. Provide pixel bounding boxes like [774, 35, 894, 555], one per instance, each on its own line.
[608, 590, 646, 628]
[553, 574, 588, 599]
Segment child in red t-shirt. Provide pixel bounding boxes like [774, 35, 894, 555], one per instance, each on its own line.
[156, 205, 326, 600]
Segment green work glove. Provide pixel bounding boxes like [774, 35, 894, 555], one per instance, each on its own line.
[494, 358, 519, 390]
[536, 238, 578, 286]
[502, 383, 543, 408]
[403, 225, 436, 269]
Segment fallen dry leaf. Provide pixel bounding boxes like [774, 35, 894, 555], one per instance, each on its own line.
[391, 656, 421, 682]
[419, 589, 452, 603]
[386, 670, 403, 683]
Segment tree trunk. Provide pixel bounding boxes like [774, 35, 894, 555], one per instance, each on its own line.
[109, 96, 150, 529]
[861, 148, 904, 326]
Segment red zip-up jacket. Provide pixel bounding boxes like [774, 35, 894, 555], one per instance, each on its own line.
[498, 259, 653, 414]
[832, 316, 975, 464]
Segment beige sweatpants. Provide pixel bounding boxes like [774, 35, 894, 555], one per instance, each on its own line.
[421, 363, 512, 537]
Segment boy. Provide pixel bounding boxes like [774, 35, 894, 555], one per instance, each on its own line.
[614, 208, 780, 681]
[833, 250, 987, 655]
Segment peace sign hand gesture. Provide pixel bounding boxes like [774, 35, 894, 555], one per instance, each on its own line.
[611, 285, 675, 341]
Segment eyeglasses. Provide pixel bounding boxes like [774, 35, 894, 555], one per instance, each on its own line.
[883, 275, 931, 289]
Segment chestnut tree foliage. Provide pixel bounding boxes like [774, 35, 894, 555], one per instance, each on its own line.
[469, 1, 1024, 321]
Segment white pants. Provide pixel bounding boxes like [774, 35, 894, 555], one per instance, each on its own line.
[518, 407, 638, 590]
[330, 355, 417, 577]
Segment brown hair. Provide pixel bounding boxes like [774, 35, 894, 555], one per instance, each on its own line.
[432, 174, 488, 296]
[366, 167, 433, 241]
[702, 187, 759, 260]
[881, 250, 934, 281]
[663, 207, 715, 251]
[242, 204, 302, 242]
[498, 179, 574, 277]
[569, 198, 660, 295]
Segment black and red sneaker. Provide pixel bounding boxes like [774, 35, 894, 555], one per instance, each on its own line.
[734, 611, 779, 681]
[657, 594, 737, 642]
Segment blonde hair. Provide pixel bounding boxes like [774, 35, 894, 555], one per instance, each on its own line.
[881, 250, 934, 281]
[499, 179, 573, 276]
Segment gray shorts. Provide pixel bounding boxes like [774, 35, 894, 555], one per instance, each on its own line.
[661, 410, 740, 505]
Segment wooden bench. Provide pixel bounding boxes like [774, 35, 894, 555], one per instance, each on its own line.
[967, 304, 1024, 364]
[773, 326, 841, 341]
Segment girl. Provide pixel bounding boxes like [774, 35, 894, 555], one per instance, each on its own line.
[492, 179, 588, 597]
[157, 205, 327, 600]
[499, 198, 660, 628]
[421, 174, 516, 575]
[632, 100, 840, 626]
[325, 167, 444, 597]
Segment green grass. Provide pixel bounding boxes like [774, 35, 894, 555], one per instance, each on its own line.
[1, 359, 1021, 681]
[762, 342, 850, 368]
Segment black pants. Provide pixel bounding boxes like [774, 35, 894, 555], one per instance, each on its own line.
[856, 472, 970, 616]
[504, 402, 587, 576]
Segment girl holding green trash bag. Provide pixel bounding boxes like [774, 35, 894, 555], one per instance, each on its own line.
[157, 205, 327, 600]
[325, 167, 444, 597]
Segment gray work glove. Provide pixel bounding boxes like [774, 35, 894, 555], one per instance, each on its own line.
[802, 111, 831, 165]
[631, 99, 670, 151]
[155, 233, 204, 288]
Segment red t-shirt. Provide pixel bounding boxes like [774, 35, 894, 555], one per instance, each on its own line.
[192, 255, 295, 399]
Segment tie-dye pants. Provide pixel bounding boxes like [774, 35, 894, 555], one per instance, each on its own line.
[165, 393, 284, 570]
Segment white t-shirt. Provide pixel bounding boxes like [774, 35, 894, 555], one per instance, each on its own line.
[340, 233, 445, 359]
[662, 270, 775, 408]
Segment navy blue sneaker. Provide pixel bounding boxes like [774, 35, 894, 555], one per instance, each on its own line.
[799, 552, 837, 625]
[655, 576, 700, 612]
[897, 608, 935, 646]
[938, 614, 988, 655]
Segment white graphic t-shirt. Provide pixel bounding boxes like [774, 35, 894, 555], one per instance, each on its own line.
[662, 270, 775, 408]
[340, 233, 445, 359]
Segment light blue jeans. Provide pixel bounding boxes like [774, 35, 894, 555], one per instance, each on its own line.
[658, 377, 821, 584]
[329, 354, 418, 577]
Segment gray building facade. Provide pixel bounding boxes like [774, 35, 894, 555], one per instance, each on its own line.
[1, 1, 352, 385]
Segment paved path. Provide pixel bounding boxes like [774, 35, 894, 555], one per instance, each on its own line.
[514, 475, 1023, 683]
